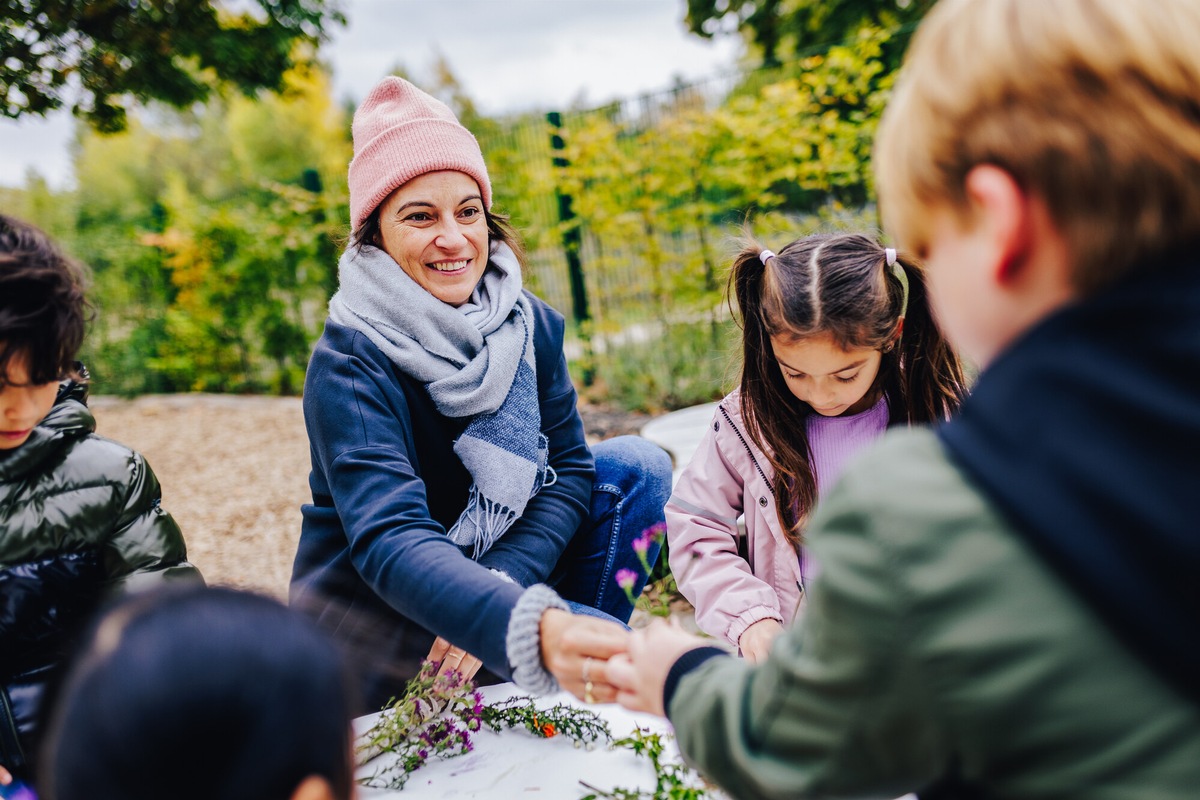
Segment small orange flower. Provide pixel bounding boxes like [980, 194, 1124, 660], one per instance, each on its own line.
[540, 722, 557, 738]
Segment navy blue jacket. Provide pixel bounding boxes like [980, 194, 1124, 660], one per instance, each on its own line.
[291, 292, 593, 698]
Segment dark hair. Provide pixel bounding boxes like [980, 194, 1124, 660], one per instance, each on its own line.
[0, 214, 89, 386]
[39, 586, 358, 800]
[730, 231, 966, 544]
[350, 202, 528, 267]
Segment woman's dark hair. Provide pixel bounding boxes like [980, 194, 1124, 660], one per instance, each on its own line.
[350, 202, 528, 267]
[39, 586, 358, 800]
[0, 214, 89, 386]
[730, 231, 966, 544]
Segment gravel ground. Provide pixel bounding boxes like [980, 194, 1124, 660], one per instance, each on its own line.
[90, 394, 657, 602]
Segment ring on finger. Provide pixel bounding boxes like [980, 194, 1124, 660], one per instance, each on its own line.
[582, 656, 593, 684]
[584, 680, 596, 704]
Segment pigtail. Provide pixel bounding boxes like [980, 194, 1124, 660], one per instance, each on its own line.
[729, 243, 817, 545]
[888, 257, 967, 422]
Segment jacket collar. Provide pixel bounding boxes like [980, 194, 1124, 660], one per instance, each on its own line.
[939, 255, 1200, 705]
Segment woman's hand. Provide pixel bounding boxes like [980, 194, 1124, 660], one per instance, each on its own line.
[738, 618, 784, 664]
[607, 618, 712, 717]
[539, 608, 630, 704]
[0, 764, 11, 786]
[427, 637, 484, 683]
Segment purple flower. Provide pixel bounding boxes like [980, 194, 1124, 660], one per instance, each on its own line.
[615, 568, 638, 590]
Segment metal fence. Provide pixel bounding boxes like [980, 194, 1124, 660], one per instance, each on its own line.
[474, 48, 884, 410]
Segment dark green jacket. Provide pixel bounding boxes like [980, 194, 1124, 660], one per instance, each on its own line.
[0, 381, 201, 775]
[669, 430, 1200, 799]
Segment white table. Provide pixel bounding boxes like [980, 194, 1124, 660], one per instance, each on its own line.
[355, 682, 918, 800]
[355, 682, 701, 799]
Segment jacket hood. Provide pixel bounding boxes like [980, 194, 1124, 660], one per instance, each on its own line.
[0, 378, 95, 482]
[939, 256, 1200, 705]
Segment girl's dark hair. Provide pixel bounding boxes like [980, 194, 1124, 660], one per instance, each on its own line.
[0, 214, 90, 386]
[730, 231, 965, 544]
[39, 586, 358, 800]
[351, 203, 528, 266]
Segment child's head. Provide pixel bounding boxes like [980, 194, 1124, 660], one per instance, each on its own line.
[40, 586, 358, 800]
[0, 215, 88, 449]
[731, 231, 963, 541]
[875, 0, 1200, 295]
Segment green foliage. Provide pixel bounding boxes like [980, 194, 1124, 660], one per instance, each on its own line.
[7, 31, 896, 411]
[0, 0, 345, 131]
[685, 0, 933, 69]
[59, 61, 348, 396]
[357, 662, 611, 791]
[580, 727, 715, 800]
[576, 319, 736, 414]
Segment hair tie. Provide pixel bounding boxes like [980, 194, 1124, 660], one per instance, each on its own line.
[758, 249, 775, 265]
[885, 248, 910, 321]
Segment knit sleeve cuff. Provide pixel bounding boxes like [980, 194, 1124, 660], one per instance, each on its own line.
[506, 584, 570, 694]
[663, 646, 727, 717]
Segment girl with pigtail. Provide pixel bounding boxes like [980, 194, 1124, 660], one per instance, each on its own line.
[666, 232, 965, 662]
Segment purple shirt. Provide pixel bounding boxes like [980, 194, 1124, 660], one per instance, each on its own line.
[798, 394, 890, 586]
[806, 393, 891, 501]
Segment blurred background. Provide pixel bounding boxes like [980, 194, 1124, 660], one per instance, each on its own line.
[1, 0, 934, 596]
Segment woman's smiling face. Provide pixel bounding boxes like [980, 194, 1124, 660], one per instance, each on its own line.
[376, 170, 489, 307]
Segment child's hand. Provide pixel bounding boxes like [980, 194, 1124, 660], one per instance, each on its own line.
[426, 637, 483, 683]
[738, 618, 784, 664]
[608, 618, 711, 717]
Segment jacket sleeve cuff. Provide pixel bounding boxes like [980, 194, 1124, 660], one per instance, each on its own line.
[505, 584, 570, 694]
[663, 646, 727, 717]
[726, 606, 785, 651]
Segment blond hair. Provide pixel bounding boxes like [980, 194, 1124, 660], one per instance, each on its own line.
[875, 0, 1200, 294]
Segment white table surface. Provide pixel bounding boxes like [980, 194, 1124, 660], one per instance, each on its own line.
[355, 681, 918, 800]
[354, 682, 698, 799]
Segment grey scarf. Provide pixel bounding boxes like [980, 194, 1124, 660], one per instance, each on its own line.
[328, 242, 554, 557]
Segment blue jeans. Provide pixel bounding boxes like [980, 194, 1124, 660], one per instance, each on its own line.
[550, 435, 673, 624]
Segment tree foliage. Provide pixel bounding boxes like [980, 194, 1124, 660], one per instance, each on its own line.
[35, 61, 350, 395]
[0, 0, 344, 131]
[7, 32, 898, 408]
[685, 0, 934, 67]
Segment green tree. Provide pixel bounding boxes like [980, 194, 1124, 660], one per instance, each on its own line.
[0, 0, 345, 131]
[685, 0, 934, 66]
[63, 59, 350, 395]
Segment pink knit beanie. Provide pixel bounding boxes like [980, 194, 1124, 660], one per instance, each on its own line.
[348, 76, 492, 232]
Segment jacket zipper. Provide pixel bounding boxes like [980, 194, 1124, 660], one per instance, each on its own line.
[718, 405, 808, 616]
[718, 405, 773, 493]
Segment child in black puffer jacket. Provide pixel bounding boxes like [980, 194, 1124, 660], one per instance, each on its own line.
[0, 214, 202, 789]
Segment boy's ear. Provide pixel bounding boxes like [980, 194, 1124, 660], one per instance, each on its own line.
[963, 164, 1032, 287]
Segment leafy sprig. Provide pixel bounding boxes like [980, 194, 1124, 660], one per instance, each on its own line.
[356, 662, 613, 790]
[580, 726, 716, 800]
[481, 694, 612, 747]
[355, 663, 483, 789]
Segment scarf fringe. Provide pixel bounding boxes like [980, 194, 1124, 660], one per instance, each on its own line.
[448, 486, 520, 560]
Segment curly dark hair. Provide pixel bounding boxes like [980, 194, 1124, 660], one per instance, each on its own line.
[0, 214, 90, 386]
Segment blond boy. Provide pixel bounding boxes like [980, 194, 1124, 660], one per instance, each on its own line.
[607, 0, 1200, 796]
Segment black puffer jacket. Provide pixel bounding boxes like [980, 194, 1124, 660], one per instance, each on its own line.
[0, 380, 201, 776]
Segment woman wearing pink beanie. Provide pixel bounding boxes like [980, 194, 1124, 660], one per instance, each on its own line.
[291, 76, 672, 709]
